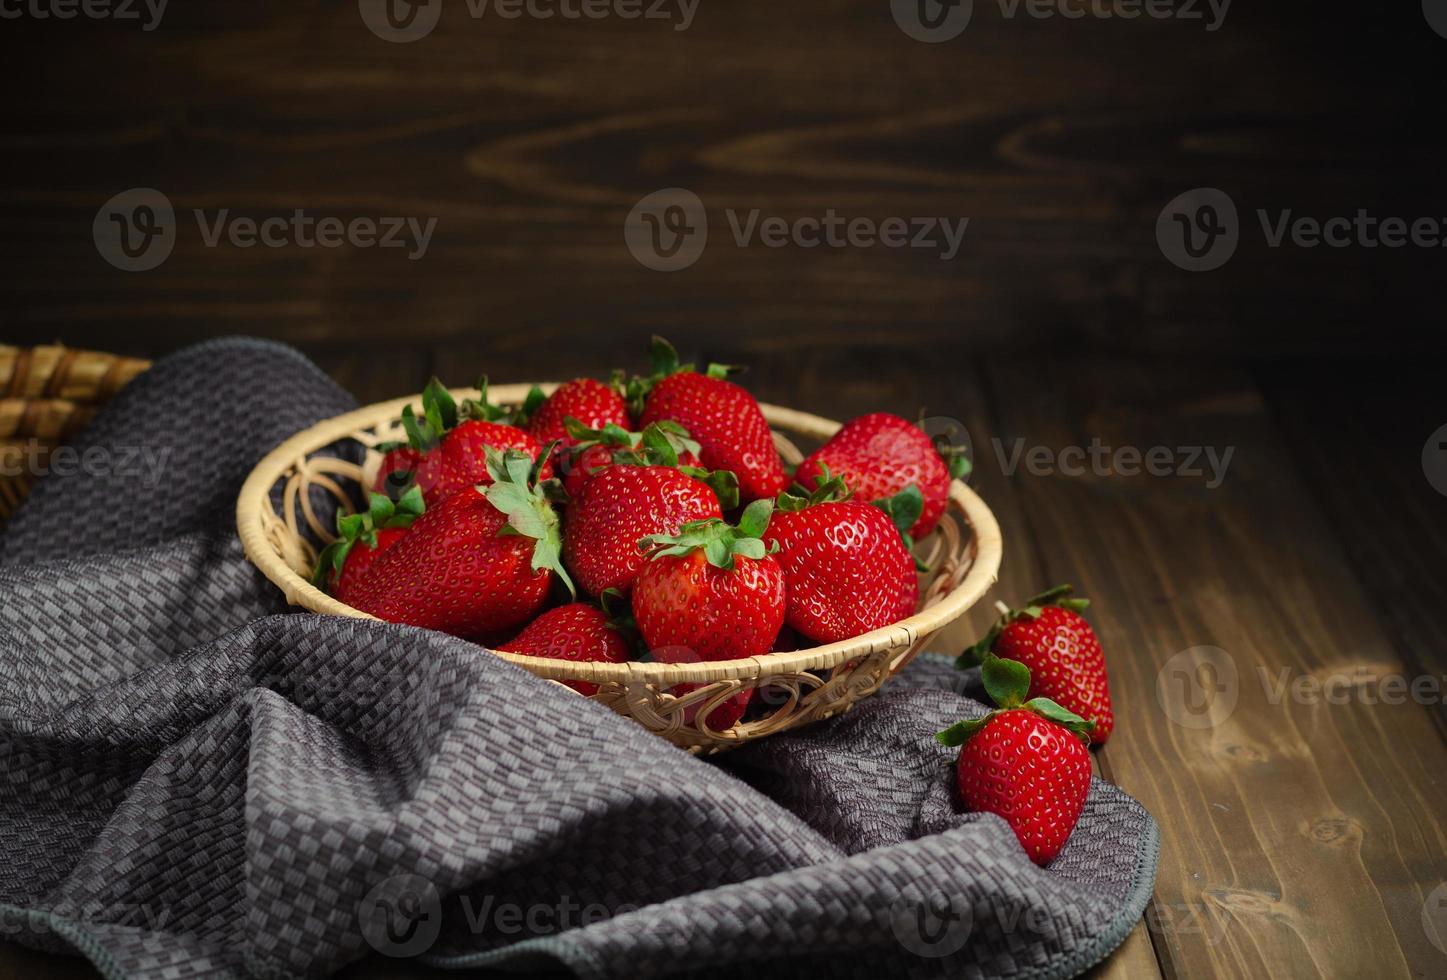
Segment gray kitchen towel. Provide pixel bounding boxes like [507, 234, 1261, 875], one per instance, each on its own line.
[0, 338, 1157, 980]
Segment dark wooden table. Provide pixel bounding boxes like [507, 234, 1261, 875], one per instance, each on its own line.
[2, 348, 1443, 979]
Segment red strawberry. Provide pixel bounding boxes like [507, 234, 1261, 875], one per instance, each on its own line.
[312, 487, 425, 603]
[762, 476, 919, 644]
[959, 585, 1113, 745]
[562, 463, 725, 597]
[937, 655, 1094, 866]
[347, 449, 571, 641]
[519, 378, 630, 447]
[796, 413, 969, 539]
[631, 500, 786, 662]
[416, 418, 549, 502]
[632, 337, 788, 503]
[372, 445, 424, 496]
[385, 378, 549, 503]
[496, 601, 631, 696]
[559, 420, 703, 502]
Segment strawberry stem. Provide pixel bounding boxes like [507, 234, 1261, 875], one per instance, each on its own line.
[638, 499, 778, 572]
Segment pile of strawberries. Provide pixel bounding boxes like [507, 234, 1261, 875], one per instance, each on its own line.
[314, 337, 1118, 867]
[315, 337, 967, 728]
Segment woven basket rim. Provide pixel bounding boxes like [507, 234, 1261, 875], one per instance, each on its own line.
[236, 384, 1003, 685]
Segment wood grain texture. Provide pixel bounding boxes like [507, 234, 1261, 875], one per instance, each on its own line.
[984, 357, 1447, 978]
[2, 3, 1445, 358]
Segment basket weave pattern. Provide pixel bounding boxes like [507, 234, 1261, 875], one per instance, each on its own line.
[0, 345, 151, 526]
[238, 385, 1002, 753]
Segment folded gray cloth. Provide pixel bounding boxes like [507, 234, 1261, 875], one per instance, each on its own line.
[0, 339, 1157, 980]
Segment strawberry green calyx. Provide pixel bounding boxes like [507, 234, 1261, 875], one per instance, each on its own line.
[956, 584, 1091, 668]
[514, 384, 549, 425]
[639, 498, 779, 572]
[936, 653, 1095, 746]
[918, 414, 972, 481]
[872, 484, 930, 572]
[598, 586, 649, 659]
[623, 336, 742, 415]
[482, 447, 576, 598]
[311, 486, 425, 589]
[776, 462, 853, 511]
[567, 418, 701, 463]
[459, 376, 513, 424]
[591, 419, 738, 509]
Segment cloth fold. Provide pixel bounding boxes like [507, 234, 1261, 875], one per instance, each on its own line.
[0, 339, 1156, 980]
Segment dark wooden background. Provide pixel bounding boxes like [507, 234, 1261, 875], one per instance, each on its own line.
[3, 1, 1447, 978]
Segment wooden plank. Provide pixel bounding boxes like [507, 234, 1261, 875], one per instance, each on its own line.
[3, 4, 1444, 358]
[984, 357, 1447, 977]
[1262, 361, 1447, 739]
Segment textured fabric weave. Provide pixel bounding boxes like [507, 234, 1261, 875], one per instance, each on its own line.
[0, 339, 1157, 980]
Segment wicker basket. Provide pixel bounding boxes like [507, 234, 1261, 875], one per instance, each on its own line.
[237, 385, 1003, 753]
[0, 345, 151, 527]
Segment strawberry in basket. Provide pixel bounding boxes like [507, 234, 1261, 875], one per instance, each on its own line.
[496, 597, 633, 696]
[312, 486, 424, 604]
[795, 412, 969, 539]
[762, 470, 919, 644]
[937, 654, 1094, 866]
[630, 336, 789, 503]
[517, 377, 631, 447]
[632, 500, 786, 729]
[957, 585, 1114, 745]
[374, 378, 550, 503]
[347, 449, 571, 640]
[562, 437, 735, 597]
[558, 419, 703, 501]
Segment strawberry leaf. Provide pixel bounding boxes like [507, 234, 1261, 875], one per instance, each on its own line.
[481, 447, 575, 599]
[981, 653, 1031, 709]
[1023, 697, 1096, 741]
[935, 716, 989, 747]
